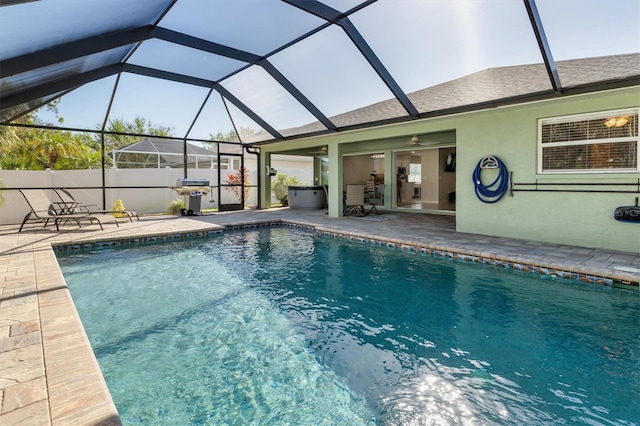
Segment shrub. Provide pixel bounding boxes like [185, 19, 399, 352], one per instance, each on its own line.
[168, 198, 185, 215]
[271, 174, 302, 205]
[224, 167, 251, 202]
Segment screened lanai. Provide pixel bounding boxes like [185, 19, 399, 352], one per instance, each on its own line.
[0, 0, 639, 218]
[2, 0, 639, 141]
[111, 137, 218, 169]
[1, 4, 640, 424]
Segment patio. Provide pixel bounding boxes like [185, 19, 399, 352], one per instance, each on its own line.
[0, 209, 638, 425]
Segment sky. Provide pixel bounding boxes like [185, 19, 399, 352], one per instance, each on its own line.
[15, 0, 639, 141]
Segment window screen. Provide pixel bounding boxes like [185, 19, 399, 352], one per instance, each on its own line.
[539, 110, 639, 173]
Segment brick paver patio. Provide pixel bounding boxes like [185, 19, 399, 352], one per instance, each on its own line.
[1, 209, 638, 425]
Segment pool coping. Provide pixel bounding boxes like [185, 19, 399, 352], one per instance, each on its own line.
[2, 215, 638, 425]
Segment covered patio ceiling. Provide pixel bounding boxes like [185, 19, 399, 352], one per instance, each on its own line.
[1, 0, 639, 145]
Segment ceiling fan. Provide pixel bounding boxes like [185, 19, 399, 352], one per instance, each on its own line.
[308, 145, 328, 155]
[408, 135, 429, 147]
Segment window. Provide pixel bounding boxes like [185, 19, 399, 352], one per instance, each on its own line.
[538, 109, 638, 173]
[408, 163, 421, 183]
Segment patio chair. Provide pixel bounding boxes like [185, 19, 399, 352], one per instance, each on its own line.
[19, 189, 118, 232]
[365, 180, 375, 200]
[367, 184, 385, 215]
[344, 184, 366, 217]
[54, 188, 139, 222]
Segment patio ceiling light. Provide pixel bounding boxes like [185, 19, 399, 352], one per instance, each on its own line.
[604, 116, 629, 127]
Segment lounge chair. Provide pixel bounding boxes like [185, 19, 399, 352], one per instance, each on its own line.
[344, 184, 367, 217]
[54, 188, 139, 222]
[18, 189, 118, 232]
[367, 183, 385, 215]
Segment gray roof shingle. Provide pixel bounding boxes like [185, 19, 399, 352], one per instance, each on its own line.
[278, 53, 639, 140]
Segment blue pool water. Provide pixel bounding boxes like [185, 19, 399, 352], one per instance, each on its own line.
[58, 228, 639, 425]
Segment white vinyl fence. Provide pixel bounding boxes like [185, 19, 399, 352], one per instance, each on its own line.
[0, 168, 255, 225]
[0, 158, 314, 225]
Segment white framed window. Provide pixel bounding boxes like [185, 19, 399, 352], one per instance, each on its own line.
[408, 163, 421, 183]
[538, 108, 639, 174]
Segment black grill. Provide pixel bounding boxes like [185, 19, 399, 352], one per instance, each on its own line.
[176, 178, 209, 187]
[174, 179, 211, 215]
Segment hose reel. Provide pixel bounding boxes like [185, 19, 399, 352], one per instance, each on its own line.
[473, 155, 509, 204]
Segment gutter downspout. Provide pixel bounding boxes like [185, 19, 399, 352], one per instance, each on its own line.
[245, 146, 260, 209]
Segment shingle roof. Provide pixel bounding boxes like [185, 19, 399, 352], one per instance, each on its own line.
[328, 53, 640, 130]
[248, 52, 635, 143]
[113, 137, 215, 156]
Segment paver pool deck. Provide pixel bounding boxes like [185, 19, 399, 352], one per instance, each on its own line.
[1, 208, 638, 425]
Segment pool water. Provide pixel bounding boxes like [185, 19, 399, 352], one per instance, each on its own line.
[58, 228, 640, 425]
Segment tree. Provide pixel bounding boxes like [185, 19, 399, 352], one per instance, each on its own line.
[236, 126, 263, 143]
[0, 119, 97, 170]
[205, 128, 239, 152]
[0, 112, 168, 170]
[207, 125, 263, 145]
[101, 117, 176, 168]
[103, 116, 174, 151]
[208, 129, 238, 143]
[28, 130, 87, 169]
[0, 125, 21, 169]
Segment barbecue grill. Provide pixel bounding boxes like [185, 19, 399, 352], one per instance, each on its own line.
[175, 178, 211, 215]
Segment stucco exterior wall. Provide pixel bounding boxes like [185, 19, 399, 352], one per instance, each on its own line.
[454, 88, 640, 253]
[260, 87, 638, 253]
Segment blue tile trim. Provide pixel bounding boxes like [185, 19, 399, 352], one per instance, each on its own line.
[51, 219, 638, 289]
[311, 227, 637, 289]
[52, 229, 224, 252]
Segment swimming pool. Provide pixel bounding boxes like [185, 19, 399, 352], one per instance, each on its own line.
[58, 227, 639, 425]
